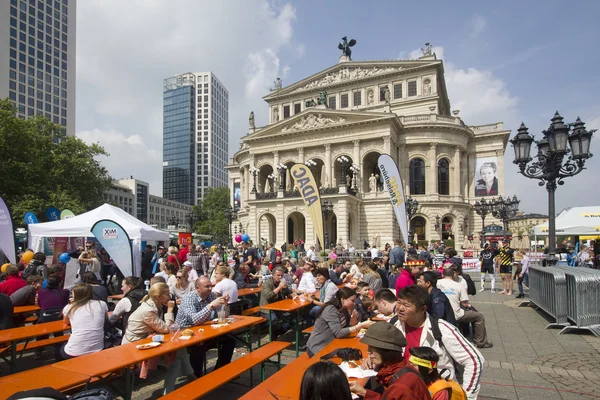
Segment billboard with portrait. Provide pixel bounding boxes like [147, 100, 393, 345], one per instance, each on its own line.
[233, 182, 241, 210]
[474, 157, 498, 196]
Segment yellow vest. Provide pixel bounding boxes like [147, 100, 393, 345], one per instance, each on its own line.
[429, 379, 467, 400]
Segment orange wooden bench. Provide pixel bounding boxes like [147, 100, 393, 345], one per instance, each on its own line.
[241, 306, 260, 316]
[158, 341, 290, 400]
[24, 315, 38, 324]
[302, 325, 314, 334]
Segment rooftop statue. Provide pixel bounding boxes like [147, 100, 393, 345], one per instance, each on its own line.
[338, 36, 357, 60]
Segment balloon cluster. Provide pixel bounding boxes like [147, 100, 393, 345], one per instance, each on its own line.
[21, 251, 34, 264]
[234, 233, 251, 243]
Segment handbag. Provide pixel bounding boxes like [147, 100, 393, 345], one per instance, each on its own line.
[320, 347, 363, 362]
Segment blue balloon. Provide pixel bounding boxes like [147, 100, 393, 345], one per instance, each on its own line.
[241, 233, 250, 242]
[59, 253, 71, 264]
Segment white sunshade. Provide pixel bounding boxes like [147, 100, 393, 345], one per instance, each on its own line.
[533, 206, 600, 236]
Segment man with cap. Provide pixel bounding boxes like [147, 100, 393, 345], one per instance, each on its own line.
[350, 322, 431, 400]
[496, 239, 515, 295]
[183, 261, 199, 283]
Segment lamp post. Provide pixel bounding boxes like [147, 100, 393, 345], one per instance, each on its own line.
[434, 215, 441, 235]
[250, 167, 259, 193]
[405, 197, 419, 244]
[224, 206, 238, 247]
[491, 195, 520, 240]
[276, 163, 287, 190]
[349, 163, 360, 190]
[322, 200, 334, 249]
[474, 198, 492, 248]
[336, 156, 350, 186]
[267, 173, 277, 192]
[510, 112, 595, 264]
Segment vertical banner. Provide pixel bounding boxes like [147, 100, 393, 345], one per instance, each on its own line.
[178, 232, 192, 247]
[290, 164, 325, 249]
[0, 196, 16, 264]
[52, 237, 69, 265]
[24, 212, 38, 225]
[60, 209, 75, 219]
[233, 182, 241, 210]
[46, 207, 61, 221]
[378, 154, 409, 245]
[91, 219, 134, 277]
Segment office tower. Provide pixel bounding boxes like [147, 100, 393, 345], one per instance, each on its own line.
[0, 0, 76, 136]
[162, 72, 228, 206]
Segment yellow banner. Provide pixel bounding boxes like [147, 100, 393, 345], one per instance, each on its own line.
[290, 164, 325, 249]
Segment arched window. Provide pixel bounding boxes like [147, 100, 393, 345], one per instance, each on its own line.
[411, 216, 426, 242]
[442, 217, 453, 240]
[437, 158, 450, 195]
[409, 158, 426, 195]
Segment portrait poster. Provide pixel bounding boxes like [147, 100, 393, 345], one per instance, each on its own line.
[233, 182, 241, 210]
[474, 157, 498, 197]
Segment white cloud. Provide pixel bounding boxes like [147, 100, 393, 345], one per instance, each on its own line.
[76, 1, 299, 196]
[470, 15, 486, 37]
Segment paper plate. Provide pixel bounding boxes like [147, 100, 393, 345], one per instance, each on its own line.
[136, 342, 161, 350]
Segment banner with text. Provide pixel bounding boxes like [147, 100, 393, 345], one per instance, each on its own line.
[290, 164, 325, 249]
[0, 196, 16, 263]
[91, 219, 134, 277]
[46, 206, 61, 221]
[378, 154, 409, 245]
[178, 232, 192, 247]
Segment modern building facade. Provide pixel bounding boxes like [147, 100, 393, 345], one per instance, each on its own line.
[162, 72, 229, 206]
[103, 181, 135, 216]
[0, 0, 76, 135]
[149, 195, 192, 231]
[116, 178, 150, 224]
[228, 46, 509, 248]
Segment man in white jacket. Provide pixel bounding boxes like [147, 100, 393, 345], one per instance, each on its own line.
[369, 285, 484, 399]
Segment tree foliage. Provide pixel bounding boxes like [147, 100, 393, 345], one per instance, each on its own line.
[0, 99, 112, 226]
[191, 187, 231, 244]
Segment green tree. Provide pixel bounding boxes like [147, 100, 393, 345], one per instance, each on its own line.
[0, 99, 112, 226]
[191, 187, 231, 244]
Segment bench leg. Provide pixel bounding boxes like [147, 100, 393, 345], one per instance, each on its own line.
[123, 367, 132, 400]
[295, 310, 300, 358]
[268, 310, 273, 342]
[10, 340, 16, 374]
[250, 365, 254, 386]
[277, 352, 281, 370]
[261, 361, 265, 382]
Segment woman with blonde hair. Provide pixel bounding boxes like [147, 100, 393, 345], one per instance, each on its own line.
[167, 246, 180, 268]
[123, 282, 194, 394]
[78, 248, 101, 281]
[165, 262, 179, 294]
[59, 283, 108, 360]
[360, 261, 382, 291]
[171, 268, 194, 303]
[155, 262, 169, 282]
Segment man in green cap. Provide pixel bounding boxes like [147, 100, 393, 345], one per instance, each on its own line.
[349, 322, 431, 400]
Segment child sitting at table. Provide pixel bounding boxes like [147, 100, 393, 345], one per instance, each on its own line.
[357, 297, 376, 322]
[408, 346, 466, 400]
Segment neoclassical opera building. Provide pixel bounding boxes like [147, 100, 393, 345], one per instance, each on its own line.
[227, 44, 509, 248]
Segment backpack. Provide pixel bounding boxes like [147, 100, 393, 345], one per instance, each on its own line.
[22, 261, 42, 280]
[429, 379, 467, 400]
[462, 274, 476, 296]
[388, 314, 445, 350]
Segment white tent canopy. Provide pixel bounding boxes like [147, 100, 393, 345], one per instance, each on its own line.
[533, 206, 600, 236]
[28, 204, 169, 280]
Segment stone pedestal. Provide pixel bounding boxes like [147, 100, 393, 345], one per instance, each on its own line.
[339, 55, 351, 63]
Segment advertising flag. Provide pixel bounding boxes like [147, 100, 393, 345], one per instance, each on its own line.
[46, 207, 61, 221]
[290, 164, 325, 249]
[0, 195, 16, 263]
[24, 212, 38, 225]
[60, 209, 75, 219]
[178, 232, 192, 247]
[91, 219, 134, 277]
[378, 154, 409, 245]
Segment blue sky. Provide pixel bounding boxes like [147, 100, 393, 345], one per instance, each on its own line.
[76, 0, 600, 214]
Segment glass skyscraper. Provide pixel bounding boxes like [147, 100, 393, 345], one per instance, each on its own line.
[162, 72, 228, 206]
[0, 0, 76, 136]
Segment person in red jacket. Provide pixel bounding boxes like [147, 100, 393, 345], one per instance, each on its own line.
[350, 322, 432, 400]
[0, 265, 27, 296]
[178, 244, 189, 265]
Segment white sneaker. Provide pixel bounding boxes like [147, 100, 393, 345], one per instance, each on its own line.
[479, 287, 485, 292]
[491, 289, 496, 293]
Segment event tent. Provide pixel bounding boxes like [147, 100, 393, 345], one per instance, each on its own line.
[533, 206, 600, 236]
[28, 203, 169, 278]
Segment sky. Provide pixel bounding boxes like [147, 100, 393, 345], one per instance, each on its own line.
[75, 0, 600, 214]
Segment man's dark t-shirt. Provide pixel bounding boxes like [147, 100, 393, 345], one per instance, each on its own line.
[244, 247, 258, 273]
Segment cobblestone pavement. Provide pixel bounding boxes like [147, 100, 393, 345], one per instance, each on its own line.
[5, 273, 599, 399]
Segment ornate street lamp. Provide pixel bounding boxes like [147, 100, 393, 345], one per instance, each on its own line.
[474, 198, 492, 248]
[322, 200, 334, 249]
[337, 156, 350, 186]
[276, 163, 287, 190]
[434, 215, 441, 233]
[267, 173, 277, 192]
[491, 195, 520, 240]
[510, 113, 595, 264]
[250, 167, 259, 193]
[349, 163, 360, 190]
[405, 197, 419, 244]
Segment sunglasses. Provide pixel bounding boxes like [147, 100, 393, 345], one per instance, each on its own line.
[176, 276, 183, 279]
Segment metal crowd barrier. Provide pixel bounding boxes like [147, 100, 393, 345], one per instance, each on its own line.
[556, 266, 600, 337]
[526, 266, 569, 328]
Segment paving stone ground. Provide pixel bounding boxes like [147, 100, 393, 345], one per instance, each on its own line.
[3, 271, 599, 399]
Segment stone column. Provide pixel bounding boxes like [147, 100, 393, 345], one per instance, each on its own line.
[336, 199, 349, 247]
[353, 140, 361, 190]
[298, 147, 305, 164]
[383, 136, 391, 155]
[325, 144, 332, 187]
[461, 152, 468, 199]
[453, 146, 461, 197]
[496, 149, 505, 195]
[273, 150, 279, 169]
[427, 143, 437, 194]
[398, 145, 409, 194]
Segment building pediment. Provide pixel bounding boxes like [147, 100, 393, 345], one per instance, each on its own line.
[263, 60, 441, 101]
[244, 108, 400, 143]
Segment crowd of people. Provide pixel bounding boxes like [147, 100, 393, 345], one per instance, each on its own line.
[0, 236, 524, 399]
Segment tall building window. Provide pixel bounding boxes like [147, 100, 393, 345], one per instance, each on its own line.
[328, 96, 336, 109]
[411, 216, 426, 242]
[408, 81, 417, 97]
[294, 103, 301, 114]
[394, 83, 402, 99]
[341, 93, 349, 108]
[409, 158, 426, 195]
[353, 91, 361, 106]
[283, 105, 290, 118]
[437, 158, 450, 195]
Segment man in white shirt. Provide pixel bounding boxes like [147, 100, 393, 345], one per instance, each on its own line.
[306, 245, 317, 261]
[183, 261, 199, 283]
[437, 267, 492, 349]
[370, 245, 379, 259]
[296, 259, 317, 294]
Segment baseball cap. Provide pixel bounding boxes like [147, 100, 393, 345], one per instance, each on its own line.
[360, 322, 407, 351]
[183, 261, 193, 267]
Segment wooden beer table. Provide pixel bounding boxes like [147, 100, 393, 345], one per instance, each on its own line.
[0, 365, 91, 399]
[13, 305, 41, 315]
[51, 315, 264, 400]
[239, 337, 368, 399]
[260, 298, 314, 357]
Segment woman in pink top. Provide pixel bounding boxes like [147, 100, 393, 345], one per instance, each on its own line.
[394, 260, 425, 293]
